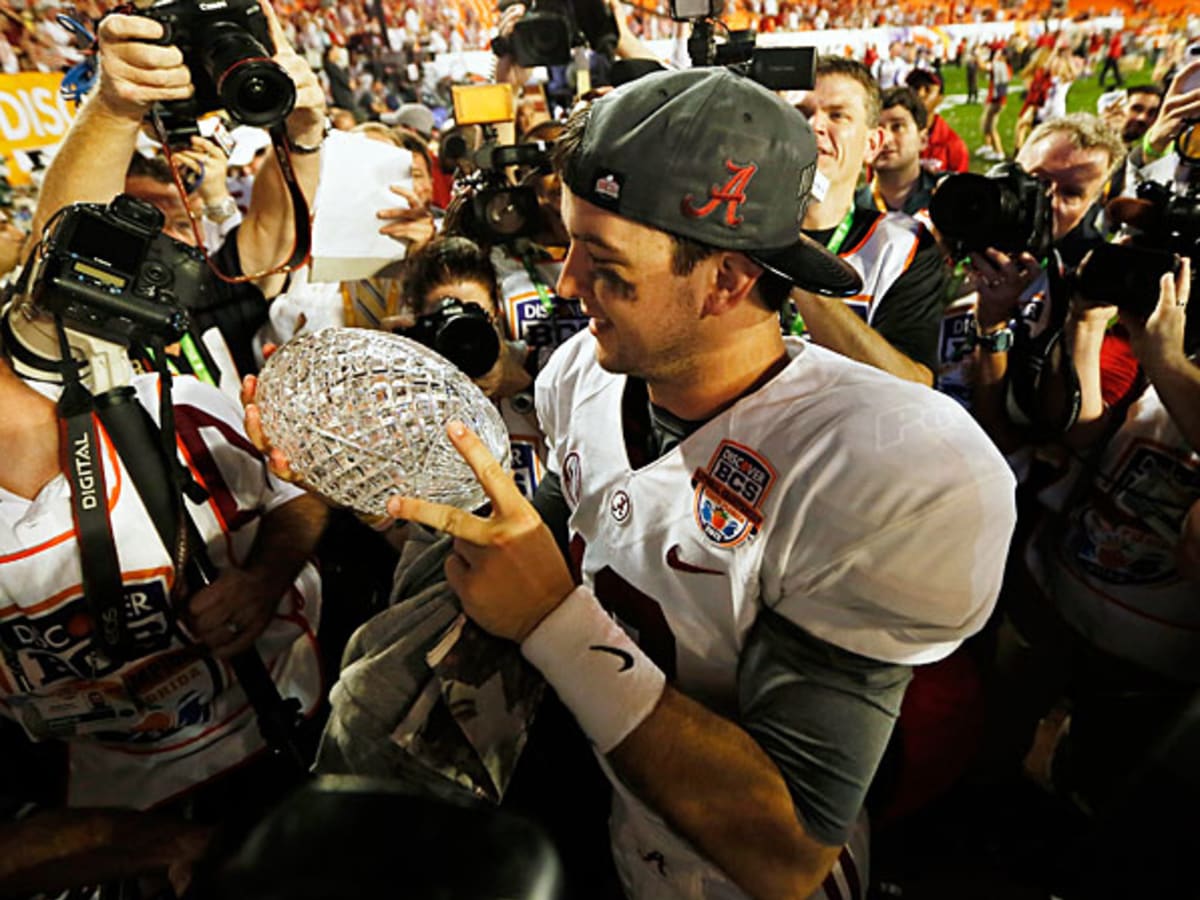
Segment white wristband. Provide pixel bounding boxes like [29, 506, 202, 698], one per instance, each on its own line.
[521, 585, 666, 754]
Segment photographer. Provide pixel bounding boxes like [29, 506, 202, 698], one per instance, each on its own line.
[29, 0, 325, 384]
[994, 259, 1200, 877]
[0, 319, 327, 893]
[962, 114, 1125, 453]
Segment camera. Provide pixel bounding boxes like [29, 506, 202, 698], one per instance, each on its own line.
[670, 0, 814, 90]
[1087, 181, 1200, 321]
[929, 162, 1054, 261]
[2, 195, 201, 392]
[397, 297, 500, 379]
[136, 0, 296, 147]
[491, 0, 618, 67]
[451, 141, 555, 246]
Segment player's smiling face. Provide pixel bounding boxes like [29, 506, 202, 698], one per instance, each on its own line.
[556, 189, 706, 380]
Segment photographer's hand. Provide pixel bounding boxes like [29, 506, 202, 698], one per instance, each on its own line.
[377, 184, 435, 251]
[493, 3, 532, 88]
[173, 135, 235, 212]
[1143, 61, 1200, 158]
[94, 14, 193, 121]
[1123, 258, 1200, 451]
[969, 249, 1040, 328]
[474, 337, 532, 400]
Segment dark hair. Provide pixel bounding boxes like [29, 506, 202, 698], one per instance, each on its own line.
[815, 56, 882, 124]
[554, 104, 790, 311]
[126, 152, 175, 185]
[905, 68, 943, 93]
[396, 131, 434, 178]
[880, 86, 928, 132]
[402, 236, 498, 315]
[1125, 84, 1164, 101]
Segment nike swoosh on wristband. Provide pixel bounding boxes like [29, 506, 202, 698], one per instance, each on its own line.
[666, 544, 724, 576]
[590, 644, 635, 671]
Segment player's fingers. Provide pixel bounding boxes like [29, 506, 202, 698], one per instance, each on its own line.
[387, 494, 494, 544]
[444, 421, 526, 517]
[240, 374, 258, 409]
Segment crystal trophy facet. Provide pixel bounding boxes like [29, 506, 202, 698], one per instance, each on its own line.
[255, 328, 511, 517]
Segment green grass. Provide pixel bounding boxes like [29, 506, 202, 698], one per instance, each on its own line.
[936, 63, 1153, 173]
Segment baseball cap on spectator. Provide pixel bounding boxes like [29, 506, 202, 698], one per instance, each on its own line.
[383, 103, 436, 140]
[228, 126, 272, 166]
[562, 68, 862, 297]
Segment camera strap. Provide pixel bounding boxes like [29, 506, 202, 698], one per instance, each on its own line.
[53, 317, 135, 663]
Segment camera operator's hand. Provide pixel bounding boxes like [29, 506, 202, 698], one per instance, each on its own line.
[258, 0, 326, 148]
[493, 3, 532, 88]
[187, 567, 279, 658]
[473, 337, 532, 400]
[1144, 61, 1200, 158]
[968, 248, 1041, 330]
[95, 14, 193, 121]
[172, 135, 234, 211]
[1122, 256, 1191, 375]
[377, 184, 435, 251]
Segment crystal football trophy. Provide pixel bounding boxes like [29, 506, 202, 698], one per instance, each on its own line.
[255, 328, 511, 517]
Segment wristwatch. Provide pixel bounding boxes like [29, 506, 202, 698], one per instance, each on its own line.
[975, 324, 1014, 353]
[285, 116, 332, 155]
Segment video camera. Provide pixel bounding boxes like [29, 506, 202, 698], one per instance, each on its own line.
[491, 0, 619, 67]
[671, 0, 815, 90]
[133, 0, 296, 148]
[929, 161, 1055, 262]
[455, 140, 556, 246]
[1, 194, 200, 393]
[396, 297, 501, 379]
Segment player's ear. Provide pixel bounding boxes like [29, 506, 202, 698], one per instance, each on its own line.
[702, 252, 762, 317]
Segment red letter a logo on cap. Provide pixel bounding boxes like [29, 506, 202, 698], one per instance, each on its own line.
[681, 160, 758, 228]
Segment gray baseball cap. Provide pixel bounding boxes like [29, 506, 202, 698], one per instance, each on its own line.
[563, 67, 862, 298]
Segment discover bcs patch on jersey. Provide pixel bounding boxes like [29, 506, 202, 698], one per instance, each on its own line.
[692, 440, 776, 547]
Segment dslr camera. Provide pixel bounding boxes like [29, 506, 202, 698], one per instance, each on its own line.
[491, 0, 619, 66]
[135, 0, 296, 147]
[397, 297, 500, 379]
[929, 162, 1054, 262]
[2, 195, 200, 392]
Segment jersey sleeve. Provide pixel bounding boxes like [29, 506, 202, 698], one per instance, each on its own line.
[763, 391, 1017, 665]
[869, 227, 949, 374]
[738, 608, 911, 846]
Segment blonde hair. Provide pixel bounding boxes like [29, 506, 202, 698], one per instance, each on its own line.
[1023, 113, 1125, 170]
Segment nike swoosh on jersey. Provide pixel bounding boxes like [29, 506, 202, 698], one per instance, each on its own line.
[589, 644, 635, 671]
[665, 544, 724, 576]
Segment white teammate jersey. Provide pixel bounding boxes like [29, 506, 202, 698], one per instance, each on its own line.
[1025, 384, 1200, 682]
[537, 332, 1016, 899]
[0, 375, 322, 809]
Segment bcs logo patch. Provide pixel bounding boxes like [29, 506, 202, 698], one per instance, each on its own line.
[594, 173, 621, 201]
[692, 441, 776, 546]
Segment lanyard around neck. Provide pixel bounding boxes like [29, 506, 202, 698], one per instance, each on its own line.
[826, 207, 856, 255]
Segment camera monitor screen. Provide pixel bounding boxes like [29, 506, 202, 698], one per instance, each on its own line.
[452, 83, 516, 126]
[66, 213, 142, 283]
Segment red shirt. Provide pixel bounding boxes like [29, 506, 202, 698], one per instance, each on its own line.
[922, 114, 969, 174]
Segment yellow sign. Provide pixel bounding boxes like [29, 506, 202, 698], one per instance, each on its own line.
[0, 72, 78, 153]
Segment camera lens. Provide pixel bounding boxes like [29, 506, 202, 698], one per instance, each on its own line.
[929, 174, 1002, 251]
[436, 315, 500, 379]
[204, 23, 296, 127]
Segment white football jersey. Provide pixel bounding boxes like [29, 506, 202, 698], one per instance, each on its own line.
[0, 375, 322, 809]
[537, 332, 1016, 899]
[1025, 385, 1200, 682]
[836, 211, 923, 327]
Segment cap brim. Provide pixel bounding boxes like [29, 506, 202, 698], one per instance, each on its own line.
[749, 232, 862, 298]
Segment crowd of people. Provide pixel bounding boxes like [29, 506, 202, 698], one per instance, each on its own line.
[0, 0, 1198, 898]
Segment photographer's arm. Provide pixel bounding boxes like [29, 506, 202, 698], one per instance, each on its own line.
[237, 0, 325, 299]
[30, 14, 191, 244]
[1061, 299, 1117, 449]
[1125, 260, 1200, 450]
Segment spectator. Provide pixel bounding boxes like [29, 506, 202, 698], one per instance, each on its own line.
[793, 56, 949, 386]
[1103, 84, 1164, 201]
[978, 45, 1011, 161]
[385, 67, 1016, 900]
[856, 86, 939, 222]
[906, 68, 969, 174]
[1097, 29, 1124, 89]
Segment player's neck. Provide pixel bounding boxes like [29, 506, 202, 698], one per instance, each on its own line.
[646, 321, 788, 422]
